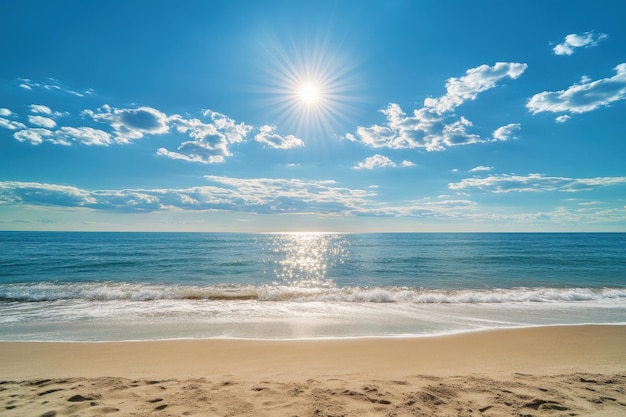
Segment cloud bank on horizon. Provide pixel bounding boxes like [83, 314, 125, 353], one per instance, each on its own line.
[1, 2, 625, 232]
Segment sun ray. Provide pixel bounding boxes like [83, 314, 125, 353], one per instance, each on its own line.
[254, 33, 365, 141]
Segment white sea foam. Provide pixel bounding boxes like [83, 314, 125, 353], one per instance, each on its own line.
[1, 295, 625, 341]
[1, 281, 625, 304]
[2, 232, 625, 341]
[2, 282, 625, 341]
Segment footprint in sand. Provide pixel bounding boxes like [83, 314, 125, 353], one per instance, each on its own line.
[147, 397, 168, 411]
[96, 406, 121, 414]
[68, 394, 102, 402]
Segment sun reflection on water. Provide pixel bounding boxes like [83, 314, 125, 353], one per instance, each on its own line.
[266, 233, 348, 289]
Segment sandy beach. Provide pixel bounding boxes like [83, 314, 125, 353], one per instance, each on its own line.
[1, 325, 625, 416]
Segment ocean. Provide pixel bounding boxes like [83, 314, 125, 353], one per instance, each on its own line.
[1, 232, 625, 341]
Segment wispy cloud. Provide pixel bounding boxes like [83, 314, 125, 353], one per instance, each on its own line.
[203, 176, 375, 214]
[0, 108, 12, 116]
[56, 127, 113, 146]
[13, 127, 112, 146]
[553, 31, 608, 56]
[18, 78, 93, 97]
[527, 64, 626, 119]
[0, 178, 376, 215]
[351, 196, 480, 219]
[2, 179, 623, 227]
[353, 62, 527, 151]
[353, 154, 414, 170]
[0, 182, 96, 207]
[531, 205, 626, 226]
[375, 197, 626, 226]
[449, 173, 626, 193]
[423, 62, 528, 114]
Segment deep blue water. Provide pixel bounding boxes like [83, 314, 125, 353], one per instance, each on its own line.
[0, 232, 625, 340]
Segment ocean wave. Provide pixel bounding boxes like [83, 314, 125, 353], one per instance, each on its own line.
[1, 282, 625, 304]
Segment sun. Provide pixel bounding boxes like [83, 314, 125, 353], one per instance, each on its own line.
[298, 82, 322, 105]
[256, 34, 363, 137]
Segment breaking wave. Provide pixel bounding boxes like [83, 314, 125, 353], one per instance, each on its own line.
[1, 282, 625, 304]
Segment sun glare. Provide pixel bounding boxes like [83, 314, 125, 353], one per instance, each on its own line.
[257, 34, 362, 137]
[298, 82, 322, 105]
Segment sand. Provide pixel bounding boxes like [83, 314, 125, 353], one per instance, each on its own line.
[1, 325, 625, 416]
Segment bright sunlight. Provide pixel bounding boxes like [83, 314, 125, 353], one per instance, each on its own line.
[256, 34, 362, 137]
[298, 82, 322, 105]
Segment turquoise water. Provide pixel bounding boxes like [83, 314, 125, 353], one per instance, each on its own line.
[1, 232, 625, 340]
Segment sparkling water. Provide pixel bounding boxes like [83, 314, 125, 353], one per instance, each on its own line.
[1, 232, 624, 340]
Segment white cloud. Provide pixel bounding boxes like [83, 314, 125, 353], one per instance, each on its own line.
[12, 126, 111, 146]
[3, 179, 624, 227]
[28, 104, 65, 118]
[469, 166, 493, 172]
[28, 115, 57, 128]
[10, 102, 288, 159]
[353, 154, 414, 170]
[353, 154, 396, 170]
[13, 128, 53, 145]
[0, 182, 95, 207]
[57, 127, 112, 146]
[555, 115, 571, 123]
[343, 133, 357, 142]
[360, 196, 480, 219]
[203, 176, 375, 214]
[492, 123, 521, 141]
[30, 104, 53, 114]
[201, 110, 252, 144]
[527, 63, 626, 116]
[370, 195, 626, 226]
[156, 147, 227, 164]
[159, 111, 254, 164]
[254, 125, 305, 149]
[423, 62, 528, 114]
[354, 62, 527, 151]
[449, 173, 626, 193]
[553, 31, 608, 56]
[10, 93, 301, 161]
[0, 177, 376, 215]
[0, 118, 27, 130]
[84, 105, 170, 143]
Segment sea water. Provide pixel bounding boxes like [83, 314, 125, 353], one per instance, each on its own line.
[0, 232, 624, 341]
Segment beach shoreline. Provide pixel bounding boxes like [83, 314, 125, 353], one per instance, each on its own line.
[2, 325, 625, 416]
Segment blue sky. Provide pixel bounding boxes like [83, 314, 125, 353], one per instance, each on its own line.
[1, 0, 626, 232]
